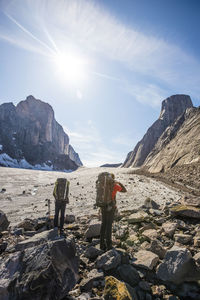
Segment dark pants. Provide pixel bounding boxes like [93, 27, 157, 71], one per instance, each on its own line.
[100, 206, 116, 250]
[54, 201, 66, 230]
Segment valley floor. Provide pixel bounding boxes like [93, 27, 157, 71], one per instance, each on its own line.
[0, 166, 182, 227]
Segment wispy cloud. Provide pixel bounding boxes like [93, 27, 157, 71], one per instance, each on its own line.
[0, 0, 200, 103]
[64, 121, 124, 167]
[125, 83, 169, 108]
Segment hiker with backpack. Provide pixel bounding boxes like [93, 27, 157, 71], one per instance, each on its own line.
[53, 178, 69, 235]
[96, 172, 127, 251]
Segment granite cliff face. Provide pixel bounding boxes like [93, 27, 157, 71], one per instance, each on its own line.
[123, 95, 193, 168]
[144, 106, 200, 172]
[0, 95, 82, 170]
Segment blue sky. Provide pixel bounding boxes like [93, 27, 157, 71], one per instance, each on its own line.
[0, 0, 200, 167]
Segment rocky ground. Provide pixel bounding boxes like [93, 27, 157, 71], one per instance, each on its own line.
[0, 166, 182, 227]
[131, 162, 200, 197]
[1, 166, 200, 299]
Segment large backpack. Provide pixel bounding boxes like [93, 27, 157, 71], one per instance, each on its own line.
[53, 178, 69, 203]
[95, 172, 115, 207]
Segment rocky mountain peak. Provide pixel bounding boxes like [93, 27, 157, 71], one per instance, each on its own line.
[159, 94, 193, 123]
[16, 95, 54, 121]
[123, 94, 194, 168]
[0, 96, 82, 170]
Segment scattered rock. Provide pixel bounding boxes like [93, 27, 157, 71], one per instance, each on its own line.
[103, 276, 133, 300]
[162, 222, 177, 237]
[80, 269, 104, 292]
[84, 246, 103, 259]
[132, 250, 159, 270]
[142, 229, 158, 241]
[7, 238, 79, 299]
[148, 239, 166, 259]
[17, 219, 35, 231]
[117, 264, 140, 286]
[65, 214, 76, 224]
[181, 195, 200, 207]
[85, 220, 101, 239]
[0, 211, 10, 232]
[96, 249, 121, 271]
[0, 241, 8, 254]
[157, 246, 200, 284]
[143, 198, 160, 210]
[15, 228, 58, 251]
[128, 211, 149, 223]
[171, 205, 200, 219]
[174, 233, 193, 244]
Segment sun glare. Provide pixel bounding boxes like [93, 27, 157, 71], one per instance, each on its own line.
[53, 52, 88, 84]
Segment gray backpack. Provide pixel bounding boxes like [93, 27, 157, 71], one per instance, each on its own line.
[95, 172, 114, 207]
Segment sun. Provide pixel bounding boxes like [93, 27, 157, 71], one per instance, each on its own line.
[53, 51, 88, 84]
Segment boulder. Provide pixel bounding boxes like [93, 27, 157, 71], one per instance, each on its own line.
[174, 233, 193, 244]
[96, 249, 121, 271]
[104, 276, 136, 300]
[193, 252, 200, 265]
[85, 220, 101, 239]
[143, 198, 160, 210]
[84, 246, 103, 259]
[132, 250, 159, 270]
[162, 222, 177, 237]
[142, 229, 158, 241]
[128, 211, 149, 224]
[5, 238, 79, 300]
[148, 239, 166, 259]
[170, 205, 200, 219]
[115, 225, 128, 239]
[15, 228, 58, 251]
[116, 248, 130, 264]
[0, 242, 8, 254]
[65, 214, 76, 224]
[17, 219, 36, 231]
[157, 246, 200, 284]
[117, 264, 140, 287]
[126, 234, 139, 246]
[80, 269, 104, 292]
[0, 251, 21, 300]
[0, 211, 9, 232]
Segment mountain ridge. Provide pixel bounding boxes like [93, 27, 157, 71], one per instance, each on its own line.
[122, 94, 195, 169]
[0, 95, 82, 171]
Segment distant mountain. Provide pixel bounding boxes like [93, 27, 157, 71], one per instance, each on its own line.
[100, 163, 122, 168]
[122, 95, 194, 169]
[0, 95, 82, 171]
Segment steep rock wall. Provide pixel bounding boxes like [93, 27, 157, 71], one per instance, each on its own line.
[0, 95, 82, 170]
[123, 95, 193, 168]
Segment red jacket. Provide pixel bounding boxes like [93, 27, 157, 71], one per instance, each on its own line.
[112, 183, 123, 200]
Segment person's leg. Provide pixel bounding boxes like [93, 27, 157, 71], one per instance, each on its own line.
[54, 202, 60, 228]
[100, 207, 107, 250]
[105, 207, 116, 250]
[60, 202, 66, 231]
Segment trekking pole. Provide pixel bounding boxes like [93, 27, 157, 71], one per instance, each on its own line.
[48, 199, 51, 217]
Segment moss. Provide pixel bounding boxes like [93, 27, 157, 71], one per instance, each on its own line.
[171, 205, 200, 212]
[104, 276, 132, 300]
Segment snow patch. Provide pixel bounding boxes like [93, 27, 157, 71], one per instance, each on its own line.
[0, 153, 72, 172]
[0, 145, 3, 151]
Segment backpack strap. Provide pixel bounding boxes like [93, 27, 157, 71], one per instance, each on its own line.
[64, 181, 70, 202]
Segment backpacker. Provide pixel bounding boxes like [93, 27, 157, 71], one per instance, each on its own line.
[96, 172, 115, 207]
[53, 178, 69, 203]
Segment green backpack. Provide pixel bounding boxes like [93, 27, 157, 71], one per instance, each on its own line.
[53, 178, 69, 203]
[95, 172, 115, 207]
